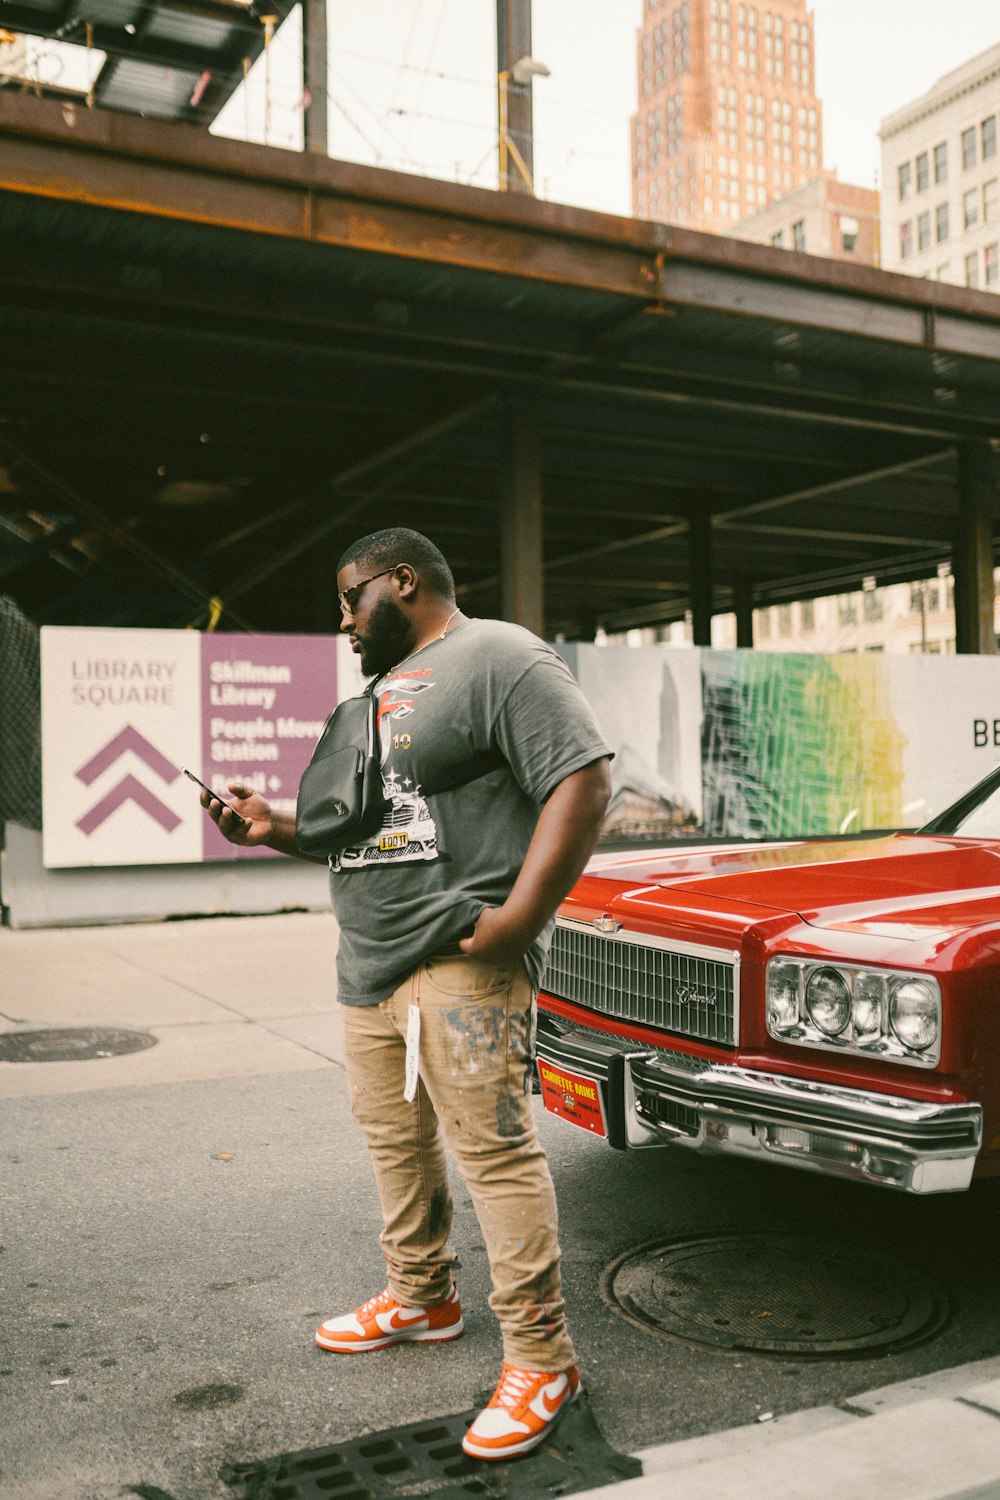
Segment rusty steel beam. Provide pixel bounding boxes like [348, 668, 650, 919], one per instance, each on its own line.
[5, 92, 1000, 340]
[0, 93, 656, 299]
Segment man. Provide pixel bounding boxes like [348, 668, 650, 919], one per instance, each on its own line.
[203, 527, 612, 1461]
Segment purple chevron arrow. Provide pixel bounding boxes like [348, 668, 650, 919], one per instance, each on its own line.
[75, 726, 179, 787]
[76, 775, 182, 836]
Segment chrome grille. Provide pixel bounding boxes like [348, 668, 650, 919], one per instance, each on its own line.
[542, 921, 737, 1046]
[384, 801, 415, 829]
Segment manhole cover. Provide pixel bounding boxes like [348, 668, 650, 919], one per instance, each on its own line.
[604, 1231, 949, 1358]
[0, 1027, 157, 1063]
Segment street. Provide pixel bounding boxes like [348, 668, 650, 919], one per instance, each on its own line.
[3, 913, 1000, 1499]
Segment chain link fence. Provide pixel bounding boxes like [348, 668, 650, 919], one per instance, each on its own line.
[0, 594, 42, 830]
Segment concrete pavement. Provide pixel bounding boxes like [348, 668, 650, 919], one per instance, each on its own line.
[3, 910, 1000, 1500]
[589, 1358, 1000, 1500]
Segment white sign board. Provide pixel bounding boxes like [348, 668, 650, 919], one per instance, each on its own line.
[41, 627, 343, 869]
[41, 628, 202, 868]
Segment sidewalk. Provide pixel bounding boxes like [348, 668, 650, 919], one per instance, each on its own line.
[4, 911, 1000, 1500]
[0, 909, 345, 1101]
[585, 1356, 1000, 1500]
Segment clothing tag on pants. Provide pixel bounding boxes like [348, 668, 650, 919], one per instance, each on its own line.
[404, 1002, 420, 1102]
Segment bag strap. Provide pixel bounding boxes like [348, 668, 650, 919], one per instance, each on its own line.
[364, 681, 379, 762]
[365, 679, 503, 794]
[430, 749, 506, 795]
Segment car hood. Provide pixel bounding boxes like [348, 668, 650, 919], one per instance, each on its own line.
[588, 836, 1000, 941]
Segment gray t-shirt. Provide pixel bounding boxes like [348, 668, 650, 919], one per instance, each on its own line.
[328, 618, 611, 1005]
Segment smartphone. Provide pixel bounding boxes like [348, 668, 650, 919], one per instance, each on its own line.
[181, 768, 249, 829]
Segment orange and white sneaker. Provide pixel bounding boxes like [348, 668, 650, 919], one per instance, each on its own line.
[315, 1283, 463, 1354]
[462, 1362, 581, 1460]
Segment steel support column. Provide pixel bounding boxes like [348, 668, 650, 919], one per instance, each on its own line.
[733, 573, 755, 648]
[689, 511, 713, 646]
[301, 0, 329, 157]
[501, 404, 544, 636]
[954, 442, 998, 654]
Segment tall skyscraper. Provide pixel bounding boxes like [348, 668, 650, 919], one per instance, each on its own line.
[631, 0, 824, 233]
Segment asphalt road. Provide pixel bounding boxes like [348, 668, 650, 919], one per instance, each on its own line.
[4, 914, 1000, 1499]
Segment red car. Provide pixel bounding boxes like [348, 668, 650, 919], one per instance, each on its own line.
[536, 769, 1000, 1194]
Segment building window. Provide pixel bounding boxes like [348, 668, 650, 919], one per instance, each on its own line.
[912, 579, 943, 616]
[799, 598, 815, 631]
[964, 186, 979, 228]
[916, 151, 929, 192]
[935, 202, 949, 242]
[984, 115, 997, 160]
[897, 160, 911, 200]
[933, 141, 947, 183]
[778, 603, 793, 635]
[838, 594, 859, 625]
[792, 219, 805, 250]
[899, 220, 913, 259]
[840, 219, 858, 254]
[757, 606, 771, 637]
[962, 125, 977, 169]
[863, 587, 883, 623]
[984, 177, 999, 223]
[985, 243, 999, 284]
[965, 251, 980, 288]
[917, 211, 931, 251]
[771, 229, 784, 247]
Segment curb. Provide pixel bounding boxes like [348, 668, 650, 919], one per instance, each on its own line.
[582, 1356, 1000, 1500]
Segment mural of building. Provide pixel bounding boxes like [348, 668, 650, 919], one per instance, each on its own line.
[880, 42, 1000, 291]
[700, 652, 905, 838]
[632, 0, 823, 232]
[605, 744, 699, 840]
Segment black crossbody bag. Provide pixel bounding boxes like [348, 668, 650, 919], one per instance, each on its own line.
[296, 685, 505, 858]
[296, 685, 384, 857]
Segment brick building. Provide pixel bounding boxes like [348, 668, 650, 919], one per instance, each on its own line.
[726, 172, 879, 263]
[631, 0, 823, 232]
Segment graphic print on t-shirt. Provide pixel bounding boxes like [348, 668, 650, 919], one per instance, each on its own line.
[337, 666, 440, 869]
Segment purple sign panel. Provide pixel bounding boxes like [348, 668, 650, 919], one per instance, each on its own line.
[198, 635, 337, 861]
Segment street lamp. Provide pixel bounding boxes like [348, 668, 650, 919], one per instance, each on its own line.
[498, 55, 549, 194]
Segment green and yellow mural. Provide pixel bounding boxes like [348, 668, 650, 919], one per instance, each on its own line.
[701, 652, 906, 838]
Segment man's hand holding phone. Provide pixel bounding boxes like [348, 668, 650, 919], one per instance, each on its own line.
[183, 770, 275, 847]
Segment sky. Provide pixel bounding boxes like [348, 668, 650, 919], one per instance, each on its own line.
[18, 2, 1000, 216]
[209, 0, 1000, 217]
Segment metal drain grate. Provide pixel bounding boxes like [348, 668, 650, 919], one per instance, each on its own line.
[605, 1231, 950, 1359]
[0, 1027, 157, 1063]
[218, 1390, 640, 1500]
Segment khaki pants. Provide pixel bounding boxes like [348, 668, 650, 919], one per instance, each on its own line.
[341, 951, 576, 1372]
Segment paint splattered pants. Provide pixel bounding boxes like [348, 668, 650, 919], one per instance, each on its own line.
[341, 950, 576, 1372]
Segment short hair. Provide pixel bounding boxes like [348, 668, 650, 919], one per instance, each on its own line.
[337, 528, 455, 599]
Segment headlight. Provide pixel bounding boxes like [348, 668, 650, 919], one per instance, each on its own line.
[889, 979, 940, 1052]
[765, 958, 941, 1067]
[805, 968, 851, 1036]
[853, 972, 885, 1040]
[767, 960, 801, 1032]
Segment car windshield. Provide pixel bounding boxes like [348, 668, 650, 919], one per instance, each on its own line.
[919, 766, 1000, 838]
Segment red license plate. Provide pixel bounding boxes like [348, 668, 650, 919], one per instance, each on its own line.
[537, 1060, 607, 1138]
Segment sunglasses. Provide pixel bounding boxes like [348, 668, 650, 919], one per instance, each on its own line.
[337, 564, 407, 616]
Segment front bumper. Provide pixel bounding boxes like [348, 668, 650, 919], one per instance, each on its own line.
[536, 1012, 983, 1195]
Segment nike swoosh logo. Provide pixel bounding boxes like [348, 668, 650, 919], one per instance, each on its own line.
[376, 1306, 428, 1334]
[540, 1381, 568, 1414]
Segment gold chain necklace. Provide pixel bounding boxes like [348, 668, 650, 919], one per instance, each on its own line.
[388, 608, 462, 674]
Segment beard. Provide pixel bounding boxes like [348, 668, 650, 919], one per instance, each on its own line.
[357, 594, 414, 679]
